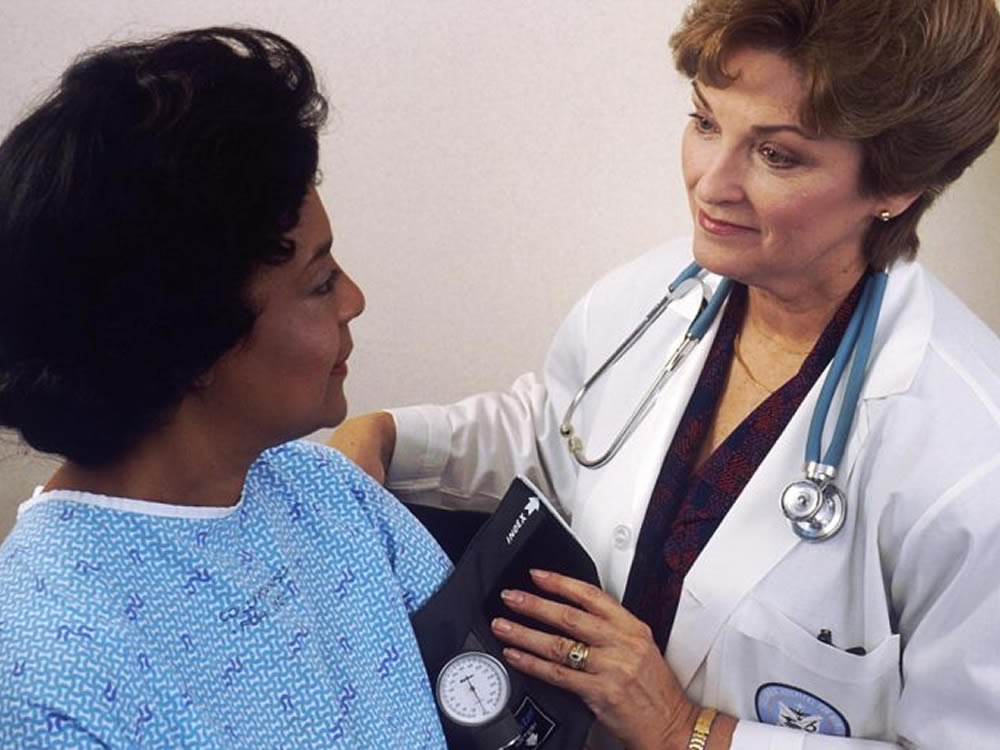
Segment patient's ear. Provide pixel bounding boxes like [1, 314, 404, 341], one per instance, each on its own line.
[191, 368, 216, 391]
[192, 331, 256, 392]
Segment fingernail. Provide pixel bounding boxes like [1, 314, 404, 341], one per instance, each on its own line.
[529, 569, 550, 579]
[500, 589, 524, 604]
[503, 648, 522, 662]
[492, 618, 512, 633]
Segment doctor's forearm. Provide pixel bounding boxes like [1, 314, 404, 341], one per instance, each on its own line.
[705, 713, 736, 750]
[630, 704, 736, 750]
[676, 708, 735, 750]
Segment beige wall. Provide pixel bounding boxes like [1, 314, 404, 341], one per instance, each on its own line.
[2, 0, 999, 540]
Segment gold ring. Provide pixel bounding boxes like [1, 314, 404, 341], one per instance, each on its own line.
[564, 640, 590, 671]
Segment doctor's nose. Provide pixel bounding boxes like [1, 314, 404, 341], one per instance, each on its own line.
[693, 148, 746, 207]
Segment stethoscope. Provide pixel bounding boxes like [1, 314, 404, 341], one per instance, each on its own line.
[559, 262, 888, 542]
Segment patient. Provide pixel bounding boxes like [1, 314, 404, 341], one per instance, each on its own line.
[0, 27, 450, 748]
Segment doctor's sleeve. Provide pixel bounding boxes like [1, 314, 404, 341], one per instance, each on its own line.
[886, 457, 1000, 749]
[385, 287, 593, 516]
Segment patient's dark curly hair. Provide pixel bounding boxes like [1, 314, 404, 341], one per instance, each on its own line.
[0, 27, 328, 466]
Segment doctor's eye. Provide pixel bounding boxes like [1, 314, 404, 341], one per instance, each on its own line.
[758, 143, 799, 169]
[688, 112, 718, 136]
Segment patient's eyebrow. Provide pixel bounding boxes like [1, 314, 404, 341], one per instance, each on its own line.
[305, 238, 333, 265]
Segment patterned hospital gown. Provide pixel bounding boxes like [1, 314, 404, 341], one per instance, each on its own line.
[0, 440, 452, 749]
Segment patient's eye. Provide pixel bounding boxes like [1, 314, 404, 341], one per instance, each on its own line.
[312, 269, 339, 295]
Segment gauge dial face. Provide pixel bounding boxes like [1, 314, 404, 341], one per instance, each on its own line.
[435, 651, 511, 726]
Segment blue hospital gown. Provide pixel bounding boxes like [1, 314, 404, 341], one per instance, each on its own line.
[0, 440, 452, 749]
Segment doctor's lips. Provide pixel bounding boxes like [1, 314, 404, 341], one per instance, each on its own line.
[697, 209, 758, 236]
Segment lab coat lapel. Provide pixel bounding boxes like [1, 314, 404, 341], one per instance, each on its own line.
[572, 276, 731, 601]
[666, 261, 931, 689]
[667, 388, 813, 688]
[830, 261, 931, 509]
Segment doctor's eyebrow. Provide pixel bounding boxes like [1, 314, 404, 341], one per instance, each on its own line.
[691, 81, 818, 141]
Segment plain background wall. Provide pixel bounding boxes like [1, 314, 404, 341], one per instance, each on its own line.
[2, 0, 998, 541]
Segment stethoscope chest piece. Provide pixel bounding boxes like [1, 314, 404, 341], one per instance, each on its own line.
[777, 270, 888, 543]
[780, 474, 846, 542]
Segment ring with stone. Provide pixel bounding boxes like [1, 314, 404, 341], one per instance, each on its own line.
[564, 640, 590, 671]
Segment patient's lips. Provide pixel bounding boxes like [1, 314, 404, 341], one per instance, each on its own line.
[331, 345, 352, 376]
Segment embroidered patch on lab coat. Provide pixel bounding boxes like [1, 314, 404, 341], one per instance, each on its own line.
[755, 683, 850, 737]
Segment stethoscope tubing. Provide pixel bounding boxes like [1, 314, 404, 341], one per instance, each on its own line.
[560, 266, 712, 469]
[560, 263, 886, 541]
[814, 272, 887, 472]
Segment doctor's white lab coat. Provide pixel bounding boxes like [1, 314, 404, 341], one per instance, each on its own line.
[386, 238, 1000, 749]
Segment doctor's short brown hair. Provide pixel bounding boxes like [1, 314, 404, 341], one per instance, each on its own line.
[670, 0, 1000, 269]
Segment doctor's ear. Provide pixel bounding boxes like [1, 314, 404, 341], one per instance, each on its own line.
[874, 189, 923, 223]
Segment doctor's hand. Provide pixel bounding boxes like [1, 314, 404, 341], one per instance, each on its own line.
[327, 411, 396, 485]
[491, 569, 735, 750]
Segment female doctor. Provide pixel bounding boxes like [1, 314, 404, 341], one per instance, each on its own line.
[331, 0, 1000, 747]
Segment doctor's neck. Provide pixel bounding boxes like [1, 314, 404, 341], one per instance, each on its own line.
[741, 263, 867, 354]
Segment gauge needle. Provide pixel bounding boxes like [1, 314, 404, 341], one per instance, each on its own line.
[470, 686, 486, 712]
[461, 675, 486, 712]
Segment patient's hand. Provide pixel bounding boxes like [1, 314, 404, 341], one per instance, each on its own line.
[327, 411, 396, 484]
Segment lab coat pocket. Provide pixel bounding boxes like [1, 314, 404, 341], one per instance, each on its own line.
[710, 595, 900, 741]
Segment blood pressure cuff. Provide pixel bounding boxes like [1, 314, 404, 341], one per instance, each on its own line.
[412, 477, 601, 750]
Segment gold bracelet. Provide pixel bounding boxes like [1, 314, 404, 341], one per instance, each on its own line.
[687, 707, 718, 750]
